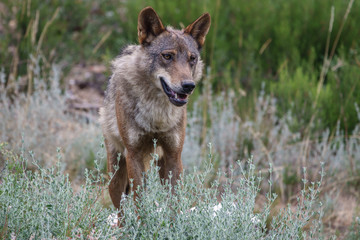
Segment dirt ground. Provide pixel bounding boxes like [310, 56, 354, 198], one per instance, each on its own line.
[65, 64, 107, 121]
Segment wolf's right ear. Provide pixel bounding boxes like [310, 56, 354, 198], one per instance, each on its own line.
[184, 13, 211, 49]
[138, 7, 165, 45]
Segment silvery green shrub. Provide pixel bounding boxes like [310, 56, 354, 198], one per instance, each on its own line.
[0, 64, 103, 175]
[0, 144, 120, 239]
[0, 142, 328, 239]
[118, 143, 327, 239]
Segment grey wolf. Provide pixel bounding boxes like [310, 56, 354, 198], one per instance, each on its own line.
[99, 6, 211, 209]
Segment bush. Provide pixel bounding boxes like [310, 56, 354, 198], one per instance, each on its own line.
[0, 143, 327, 239]
[0, 64, 103, 177]
[0, 144, 120, 239]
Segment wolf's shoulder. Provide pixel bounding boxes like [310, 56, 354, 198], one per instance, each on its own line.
[118, 44, 140, 57]
[111, 45, 142, 70]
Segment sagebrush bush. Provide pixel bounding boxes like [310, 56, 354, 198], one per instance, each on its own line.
[0, 64, 103, 177]
[0, 144, 120, 239]
[119, 153, 326, 239]
[0, 143, 327, 239]
[184, 86, 360, 175]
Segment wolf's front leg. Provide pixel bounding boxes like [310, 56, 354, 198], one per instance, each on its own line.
[125, 150, 146, 200]
[158, 123, 186, 186]
[105, 138, 128, 209]
[159, 145, 184, 186]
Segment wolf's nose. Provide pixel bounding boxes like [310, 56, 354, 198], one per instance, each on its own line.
[182, 81, 196, 93]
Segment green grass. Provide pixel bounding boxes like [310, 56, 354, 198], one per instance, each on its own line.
[0, 0, 359, 133]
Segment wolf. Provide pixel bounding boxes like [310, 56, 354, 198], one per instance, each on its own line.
[99, 6, 211, 209]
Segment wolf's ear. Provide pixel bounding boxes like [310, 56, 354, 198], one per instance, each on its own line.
[184, 13, 211, 49]
[138, 7, 165, 45]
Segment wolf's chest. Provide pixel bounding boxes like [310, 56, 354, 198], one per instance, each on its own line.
[134, 98, 182, 133]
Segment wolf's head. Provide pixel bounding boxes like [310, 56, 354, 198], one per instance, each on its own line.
[138, 7, 211, 107]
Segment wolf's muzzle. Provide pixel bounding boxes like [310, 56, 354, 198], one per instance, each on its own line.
[181, 81, 196, 94]
[160, 77, 190, 107]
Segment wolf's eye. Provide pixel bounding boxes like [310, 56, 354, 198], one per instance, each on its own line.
[189, 55, 197, 66]
[162, 53, 172, 60]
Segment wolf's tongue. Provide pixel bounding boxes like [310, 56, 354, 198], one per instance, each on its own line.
[177, 93, 187, 100]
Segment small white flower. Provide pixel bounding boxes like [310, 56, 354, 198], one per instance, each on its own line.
[107, 213, 118, 227]
[251, 215, 261, 224]
[212, 203, 222, 212]
[189, 207, 197, 212]
[10, 232, 16, 240]
[212, 203, 223, 217]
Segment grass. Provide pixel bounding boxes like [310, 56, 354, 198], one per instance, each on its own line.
[1, 0, 359, 132]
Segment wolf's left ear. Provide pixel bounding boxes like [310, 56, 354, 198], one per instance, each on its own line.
[138, 7, 165, 45]
[184, 13, 211, 49]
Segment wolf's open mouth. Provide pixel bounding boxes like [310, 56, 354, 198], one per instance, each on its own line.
[160, 77, 188, 107]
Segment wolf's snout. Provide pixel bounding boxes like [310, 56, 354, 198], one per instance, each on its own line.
[181, 81, 196, 94]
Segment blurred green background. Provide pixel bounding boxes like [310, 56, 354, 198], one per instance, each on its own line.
[1, 0, 359, 135]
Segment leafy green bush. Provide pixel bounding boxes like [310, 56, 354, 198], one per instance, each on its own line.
[270, 67, 319, 132]
[0, 143, 327, 239]
[320, 63, 360, 133]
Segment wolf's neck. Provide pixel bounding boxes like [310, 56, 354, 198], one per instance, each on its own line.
[131, 85, 184, 133]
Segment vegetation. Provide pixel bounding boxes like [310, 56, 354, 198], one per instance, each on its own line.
[0, 144, 120, 239]
[0, 144, 326, 239]
[1, 0, 359, 132]
[0, 0, 360, 238]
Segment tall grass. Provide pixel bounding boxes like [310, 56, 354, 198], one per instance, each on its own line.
[1, 0, 359, 132]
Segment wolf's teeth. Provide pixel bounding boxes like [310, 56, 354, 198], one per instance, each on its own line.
[175, 93, 178, 99]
